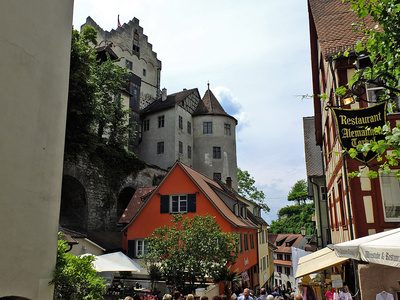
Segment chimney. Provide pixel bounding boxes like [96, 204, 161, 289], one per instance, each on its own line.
[162, 88, 167, 101]
[226, 177, 232, 188]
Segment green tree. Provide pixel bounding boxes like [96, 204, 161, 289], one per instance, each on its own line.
[237, 167, 270, 212]
[269, 203, 315, 235]
[50, 234, 105, 299]
[145, 214, 239, 293]
[341, 0, 400, 178]
[287, 179, 310, 204]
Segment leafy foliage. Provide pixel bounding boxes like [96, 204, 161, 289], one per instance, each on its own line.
[341, 0, 400, 178]
[237, 167, 270, 212]
[269, 203, 315, 235]
[287, 179, 310, 204]
[50, 234, 105, 299]
[65, 26, 145, 205]
[145, 214, 238, 294]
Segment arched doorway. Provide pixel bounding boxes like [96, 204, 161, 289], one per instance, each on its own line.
[117, 187, 135, 221]
[60, 175, 87, 232]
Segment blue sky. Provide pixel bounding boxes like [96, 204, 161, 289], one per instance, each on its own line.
[73, 0, 315, 224]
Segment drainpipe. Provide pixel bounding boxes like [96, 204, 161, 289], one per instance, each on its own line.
[310, 178, 323, 248]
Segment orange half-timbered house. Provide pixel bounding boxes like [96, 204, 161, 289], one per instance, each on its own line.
[119, 161, 260, 293]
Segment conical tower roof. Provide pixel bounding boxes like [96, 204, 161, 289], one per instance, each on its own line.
[193, 86, 235, 123]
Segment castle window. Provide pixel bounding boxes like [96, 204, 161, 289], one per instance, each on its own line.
[157, 142, 164, 154]
[187, 121, 191, 134]
[125, 59, 132, 70]
[188, 146, 192, 159]
[213, 173, 221, 180]
[179, 116, 183, 129]
[143, 69, 146, 77]
[213, 147, 221, 159]
[179, 141, 183, 154]
[224, 123, 231, 135]
[203, 122, 212, 134]
[158, 116, 164, 128]
[143, 119, 149, 131]
[134, 30, 139, 41]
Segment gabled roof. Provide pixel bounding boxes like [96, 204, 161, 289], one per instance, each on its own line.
[273, 234, 304, 254]
[141, 88, 200, 115]
[118, 186, 156, 224]
[308, 0, 375, 58]
[59, 225, 86, 245]
[122, 161, 258, 231]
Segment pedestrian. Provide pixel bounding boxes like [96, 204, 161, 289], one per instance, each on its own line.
[163, 294, 172, 300]
[270, 287, 280, 298]
[201, 296, 208, 300]
[238, 288, 253, 300]
[294, 295, 303, 300]
[173, 291, 182, 300]
[125, 297, 134, 300]
[187, 294, 195, 300]
[266, 296, 274, 300]
[257, 288, 268, 300]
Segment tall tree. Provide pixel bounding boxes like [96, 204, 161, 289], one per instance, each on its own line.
[145, 214, 238, 293]
[287, 179, 310, 204]
[237, 167, 270, 212]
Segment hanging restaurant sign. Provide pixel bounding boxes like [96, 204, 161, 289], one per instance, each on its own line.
[331, 102, 387, 164]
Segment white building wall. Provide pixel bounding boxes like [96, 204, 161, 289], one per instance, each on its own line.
[0, 1, 73, 298]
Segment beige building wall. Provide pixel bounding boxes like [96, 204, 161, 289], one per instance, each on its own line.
[0, 1, 73, 299]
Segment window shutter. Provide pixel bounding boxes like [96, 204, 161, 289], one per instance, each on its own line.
[187, 193, 196, 212]
[160, 195, 169, 213]
[128, 240, 135, 258]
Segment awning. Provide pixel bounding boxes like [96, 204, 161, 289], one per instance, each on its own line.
[295, 247, 349, 278]
[81, 251, 142, 272]
[334, 227, 400, 268]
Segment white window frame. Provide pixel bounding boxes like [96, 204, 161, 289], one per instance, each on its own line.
[136, 239, 148, 257]
[170, 194, 187, 213]
[379, 171, 400, 221]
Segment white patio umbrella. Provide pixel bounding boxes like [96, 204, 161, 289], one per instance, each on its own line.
[82, 251, 142, 272]
[333, 227, 400, 268]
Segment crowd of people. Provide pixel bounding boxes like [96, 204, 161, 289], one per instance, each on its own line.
[129, 287, 304, 300]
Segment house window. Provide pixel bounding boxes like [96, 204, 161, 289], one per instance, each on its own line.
[241, 207, 247, 218]
[171, 195, 187, 213]
[179, 116, 183, 129]
[143, 69, 146, 76]
[234, 203, 239, 216]
[213, 173, 221, 180]
[136, 240, 148, 257]
[277, 253, 283, 260]
[188, 146, 192, 159]
[179, 141, 183, 154]
[187, 121, 191, 134]
[143, 119, 149, 131]
[213, 147, 221, 159]
[157, 142, 164, 154]
[285, 254, 291, 261]
[203, 122, 212, 134]
[262, 256, 266, 271]
[284, 267, 290, 276]
[243, 233, 249, 252]
[125, 59, 133, 70]
[260, 229, 265, 244]
[239, 233, 243, 253]
[224, 123, 231, 135]
[250, 233, 255, 249]
[277, 266, 282, 273]
[380, 172, 400, 220]
[160, 194, 196, 214]
[158, 116, 165, 128]
[320, 186, 327, 201]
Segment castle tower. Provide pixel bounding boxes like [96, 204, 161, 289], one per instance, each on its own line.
[193, 86, 238, 190]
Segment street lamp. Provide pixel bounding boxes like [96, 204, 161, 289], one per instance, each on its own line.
[300, 226, 306, 236]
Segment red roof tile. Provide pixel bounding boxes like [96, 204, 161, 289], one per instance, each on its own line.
[308, 0, 375, 58]
[118, 187, 156, 224]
